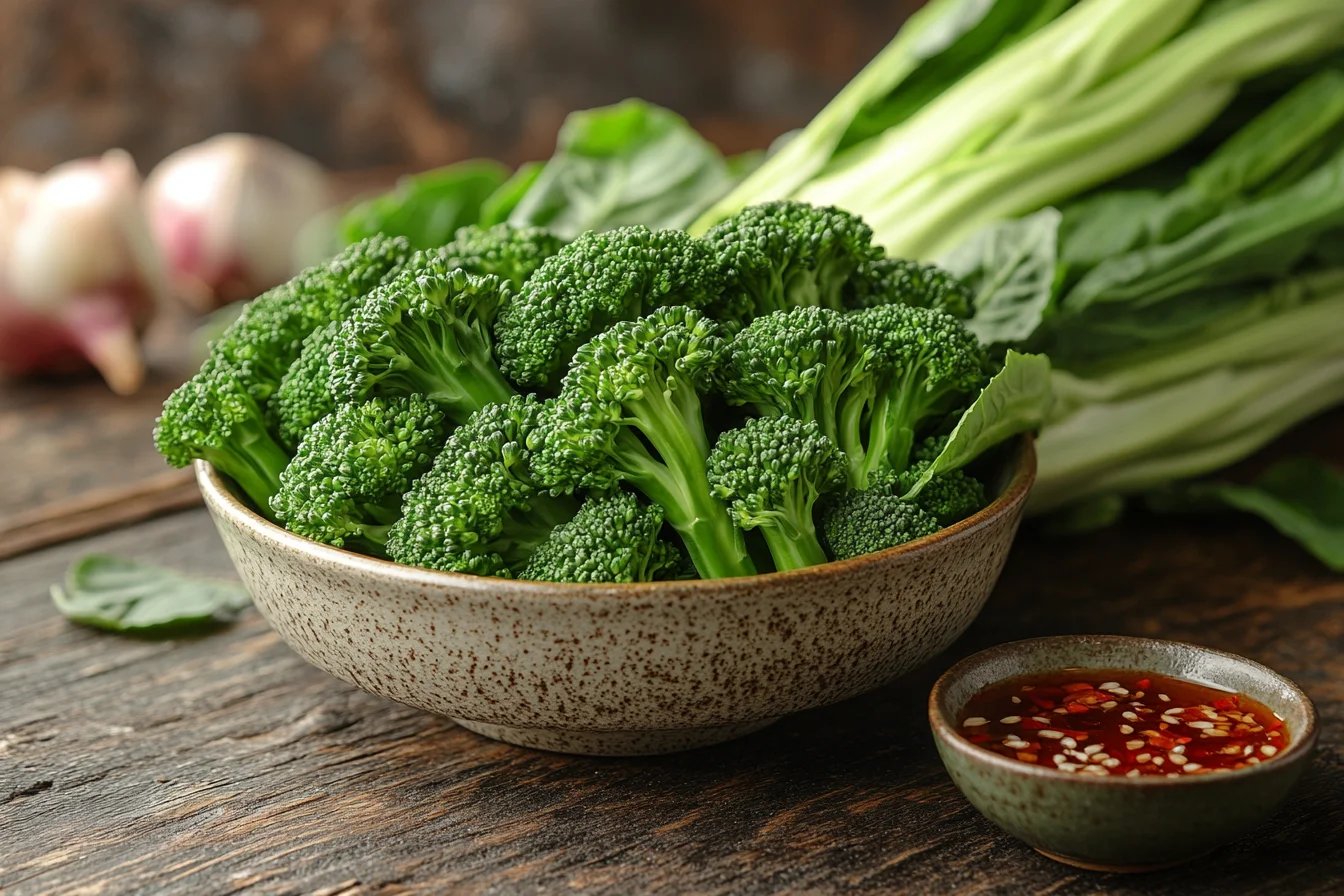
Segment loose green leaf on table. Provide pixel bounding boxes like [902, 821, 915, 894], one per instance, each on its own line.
[51, 554, 252, 634]
[1148, 458, 1344, 571]
[905, 350, 1053, 498]
[507, 99, 741, 238]
[341, 160, 510, 249]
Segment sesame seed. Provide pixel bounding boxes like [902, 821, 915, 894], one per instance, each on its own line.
[1039, 730, 1064, 739]
[1089, 753, 1110, 763]
[1169, 753, 1188, 766]
[1021, 685, 1035, 691]
[1161, 715, 1180, 725]
[1081, 765, 1109, 776]
[1017, 752, 1037, 762]
[1188, 720, 1214, 729]
[1123, 711, 1139, 721]
[1247, 757, 1260, 764]
[1261, 745, 1278, 757]
[1110, 688, 1129, 697]
[1159, 694, 1171, 702]
[1068, 750, 1088, 761]
[1172, 745, 1185, 754]
[1011, 696, 1021, 704]
[1243, 745, 1255, 756]
[1204, 728, 1229, 737]
[1057, 762, 1081, 772]
[1053, 707, 1068, 714]
[963, 717, 988, 727]
[1000, 716, 1022, 724]
[1183, 763, 1202, 772]
[1167, 707, 1184, 715]
[1060, 736, 1078, 749]
[1167, 773, 1180, 779]
[1126, 740, 1145, 750]
[1084, 744, 1103, 755]
[1133, 691, 1145, 699]
[1099, 682, 1120, 690]
[1101, 701, 1118, 709]
[1053, 753, 1068, 764]
[1268, 730, 1281, 738]
[1119, 724, 1134, 735]
[1102, 758, 1121, 768]
[1153, 756, 1165, 766]
[1136, 753, 1152, 763]
[1126, 769, 1141, 778]
[1032, 716, 1051, 724]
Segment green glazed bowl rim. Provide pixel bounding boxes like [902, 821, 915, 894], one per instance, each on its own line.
[929, 634, 1319, 788]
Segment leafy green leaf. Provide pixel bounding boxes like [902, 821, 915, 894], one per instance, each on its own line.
[51, 554, 252, 634]
[341, 160, 510, 249]
[507, 99, 741, 238]
[940, 208, 1061, 346]
[479, 162, 545, 226]
[1148, 458, 1344, 571]
[905, 351, 1052, 496]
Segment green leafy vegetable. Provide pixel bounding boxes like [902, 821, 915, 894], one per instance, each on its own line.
[1148, 458, 1344, 570]
[341, 160, 509, 249]
[903, 350, 1052, 496]
[508, 100, 741, 238]
[51, 555, 251, 634]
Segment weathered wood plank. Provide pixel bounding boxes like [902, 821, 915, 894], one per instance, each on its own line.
[2, 494, 1341, 895]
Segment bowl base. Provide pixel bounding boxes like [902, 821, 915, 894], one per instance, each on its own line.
[1034, 848, 1213, 874]
[452, 717, 779, 756]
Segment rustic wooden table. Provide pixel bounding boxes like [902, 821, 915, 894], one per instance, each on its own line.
[3, 417, 1342, 895]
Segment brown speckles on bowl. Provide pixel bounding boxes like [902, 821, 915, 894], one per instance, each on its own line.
[197, 438, 1034, 756]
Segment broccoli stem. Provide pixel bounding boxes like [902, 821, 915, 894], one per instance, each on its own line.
[760, 516, 830, 571]
[616, 390, 756, 579]
[208, 430, 291, 515]
[395, 316, 516, 419]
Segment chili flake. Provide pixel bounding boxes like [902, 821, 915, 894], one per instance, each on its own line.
[955, 670, 1289, 778]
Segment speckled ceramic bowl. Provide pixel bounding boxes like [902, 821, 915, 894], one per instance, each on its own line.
[196, 437, 1033, 756]
[930, 635, 1318, 872]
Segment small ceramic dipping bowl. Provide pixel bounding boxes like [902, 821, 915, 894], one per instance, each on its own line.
[197, 438, 1032, 756]
[929, 635, 1318, 872]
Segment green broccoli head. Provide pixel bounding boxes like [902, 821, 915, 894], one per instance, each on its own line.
[912, 433, 949, 464]
[708, 415, 847, 571]
[493, 226, 726, 389]
[821, 485, 941, 561]
[328, 259, 516, 421]
[438, 223, 565, 288]
[212, 235, 413, 409]
[270, 395, 448, 555]
[849, 304, 988, 480]
[894, 462, 987, 527]
[532, 306, 756, 579]
[386, 395, 578, 576]
[702, 200, 881, 321]
[520, 492, 682, 583]
[719, 306, 876, 458]
[154, 356, 292, 514]
[271, 320, 342, 451]
[844, 258, 973, 318]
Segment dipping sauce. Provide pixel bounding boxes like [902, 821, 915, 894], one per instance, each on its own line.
[956, 670, 1289, 778]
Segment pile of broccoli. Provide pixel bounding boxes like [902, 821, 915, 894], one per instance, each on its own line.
[156, 204, 997, 583]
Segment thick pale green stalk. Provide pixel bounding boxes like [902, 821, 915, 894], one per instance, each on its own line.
[797, 0, 1198, 218]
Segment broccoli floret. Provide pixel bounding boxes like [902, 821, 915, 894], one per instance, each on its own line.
[493, 226, 726, 389]
[154, 356, 292, 513]
[719, 307, 875, 472]
[271, 321, 342, 450]
[328, 260, 516, 423]
[702, 200, 881, 321]
[848, 304, 988, 484]
[532, 306, 756, 579]
[912, 433, 949, 464]
[821, 485, 940, 561]
[438, 223, 565, 288]
[212, 235, 412, 410]
[844, 258, 973, 318]
[893, 462, 987, 527]
[270, 396, 448, 555]
[387, 395, 578, 576]
[708, 415, 847, 571]
[520, 492, 681, 583]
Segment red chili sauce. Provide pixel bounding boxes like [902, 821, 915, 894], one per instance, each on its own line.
[956, 669, 1288, 778]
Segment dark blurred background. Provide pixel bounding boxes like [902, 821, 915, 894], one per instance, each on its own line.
[0, 0, 922, 173]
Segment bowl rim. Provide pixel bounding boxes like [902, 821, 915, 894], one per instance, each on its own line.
[928, 634, 1319, 788]
[195, 433, 1035, 598]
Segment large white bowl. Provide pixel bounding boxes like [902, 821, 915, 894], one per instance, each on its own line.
[197, 437, 1034, 755]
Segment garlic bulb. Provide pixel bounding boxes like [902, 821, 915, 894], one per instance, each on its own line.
[0, 150, 168, 395]
[144, 134, 332, 309]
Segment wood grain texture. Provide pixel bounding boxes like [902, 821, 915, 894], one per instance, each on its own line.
[2, 457, 1342, 895]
